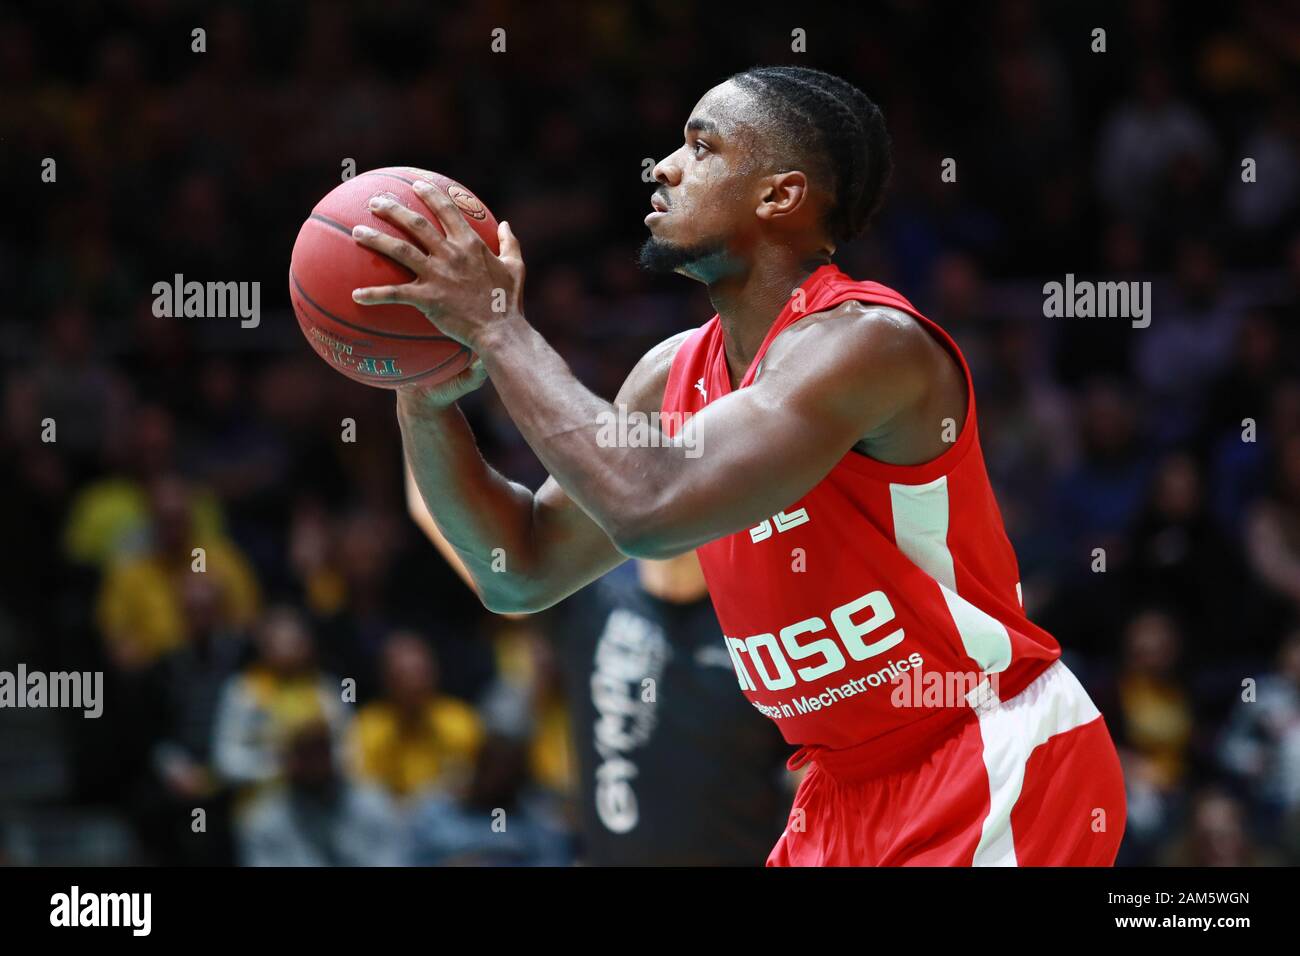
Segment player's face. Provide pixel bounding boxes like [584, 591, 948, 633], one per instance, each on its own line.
[639, 81, 766, 280]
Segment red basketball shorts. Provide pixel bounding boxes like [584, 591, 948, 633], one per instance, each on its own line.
[767, 660, 1126, 866]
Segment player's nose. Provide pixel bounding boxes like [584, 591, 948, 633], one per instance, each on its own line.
[651, 156, 680, 187]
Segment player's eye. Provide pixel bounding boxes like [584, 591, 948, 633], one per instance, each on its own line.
[691, 139, 709, 157]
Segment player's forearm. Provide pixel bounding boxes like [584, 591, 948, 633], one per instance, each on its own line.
[395, 393, 546, 610]
[475, 313, 682, 552]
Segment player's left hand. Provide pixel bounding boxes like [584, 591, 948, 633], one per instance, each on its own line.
[350, 179, 525, 352]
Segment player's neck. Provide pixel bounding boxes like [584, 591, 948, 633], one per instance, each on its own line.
[707, 250, 832, 387]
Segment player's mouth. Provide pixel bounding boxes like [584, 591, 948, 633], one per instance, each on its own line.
[645, 192, 670, 224]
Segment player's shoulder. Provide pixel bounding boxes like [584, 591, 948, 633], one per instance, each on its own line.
[807, 299, 924, 342]
[642, 326, 700, 367]
[616, 326, 700, 407]
[765, 300, 935, 377]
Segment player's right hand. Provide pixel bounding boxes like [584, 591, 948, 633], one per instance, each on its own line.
[399, 355, 487, 409]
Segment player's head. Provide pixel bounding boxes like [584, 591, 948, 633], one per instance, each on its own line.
[639, 65, 892, 281]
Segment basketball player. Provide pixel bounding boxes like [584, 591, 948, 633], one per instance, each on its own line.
[405, 466, 791, 865]
[352, 66, 1127, 865]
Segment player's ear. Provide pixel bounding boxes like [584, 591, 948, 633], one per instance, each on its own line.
[756, 170, 809, 223]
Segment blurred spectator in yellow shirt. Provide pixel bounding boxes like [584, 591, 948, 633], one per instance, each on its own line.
[64, 405, 224, 568]
[1112, 609, 1195, 790]
[96, 473, 259, 669]
[484, 621, 575, 799]
[212, 605, 347, 797]
[347, 631, 483, 800]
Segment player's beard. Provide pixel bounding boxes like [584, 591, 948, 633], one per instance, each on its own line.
[637, 236, 738, 282]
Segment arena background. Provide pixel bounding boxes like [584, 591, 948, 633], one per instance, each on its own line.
[1, 0, 1298, 866]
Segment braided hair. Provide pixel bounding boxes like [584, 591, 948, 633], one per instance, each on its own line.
[729, 66, 893, 244]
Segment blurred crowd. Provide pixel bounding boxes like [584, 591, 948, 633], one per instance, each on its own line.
[1, 0, 1299, 865]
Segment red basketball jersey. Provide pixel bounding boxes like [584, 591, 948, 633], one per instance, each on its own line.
[660, 264, 1061, 752]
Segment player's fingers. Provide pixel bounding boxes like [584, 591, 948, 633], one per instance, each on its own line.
[351, 224, 428, 273]
[497, 221, 522, 263]
[351, 283, 420, 306]
[367, 195, 445, 250]
[410, 178, 477, 244]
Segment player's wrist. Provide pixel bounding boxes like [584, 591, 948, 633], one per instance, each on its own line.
[468, 308, 527, 357]
[395, 384, 462, 419]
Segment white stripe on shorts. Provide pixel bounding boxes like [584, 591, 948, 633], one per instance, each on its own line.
[967, 659, 1101, 867]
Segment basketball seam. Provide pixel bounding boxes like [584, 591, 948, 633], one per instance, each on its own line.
[289, 270, 454, 342]
[308, 213, 354, 236]
[356, 171, 420, 187]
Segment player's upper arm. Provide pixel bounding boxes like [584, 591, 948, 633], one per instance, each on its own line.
[616, 304, 935, 558]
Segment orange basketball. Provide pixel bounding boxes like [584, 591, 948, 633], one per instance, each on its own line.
[289, 166, 499, 388]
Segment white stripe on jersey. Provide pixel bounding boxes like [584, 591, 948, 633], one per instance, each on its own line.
[888, 476, 1013, 675]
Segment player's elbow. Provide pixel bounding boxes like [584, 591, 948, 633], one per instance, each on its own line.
[611, 533, 672, 560]
[608, 511, 690, 561]
[476, 582, 533, 616]
[476, 587, 521, 615]
[475, 575, 558, 616]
